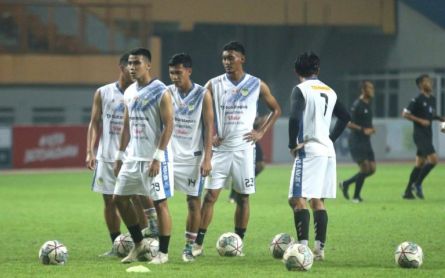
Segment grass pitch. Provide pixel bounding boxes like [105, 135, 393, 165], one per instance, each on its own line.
[0, 164, 444, 277]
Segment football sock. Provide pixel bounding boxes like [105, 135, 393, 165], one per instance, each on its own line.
[405, 167, 421, 193]
[293, 209, 310, 242]
[185, 231, 197, 244]
[235, 227, 246, 239]
[110, 232, 121, 244]
[159, 235, 170, 254]
[195, 228, 207, 245]
[127, 224, 143, 244]
[353, 173, 367, 199]
[144, 208, 157, 220]
[343, 173, 358, 186]
[229, 188, 236, 200]
[313, 210, 328, 250]
[415, 163, 435, 186]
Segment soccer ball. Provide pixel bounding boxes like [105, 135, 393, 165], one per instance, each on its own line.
[269, 233, 295, 259]
[113, 234, 135, 257]
[38, 240, 68, 265]
[282, 243, 314, 271]
[216, 232, 243, 257]
[395, 241, 423, 268]
[138, 238, 159, 261]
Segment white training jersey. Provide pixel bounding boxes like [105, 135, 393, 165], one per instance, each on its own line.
[210, 73, 260, 151]
[169, 83, 206, 164]
[124, 79, 172, 162]
[96, 82, 126, 162]
[298, 79, 337, 157]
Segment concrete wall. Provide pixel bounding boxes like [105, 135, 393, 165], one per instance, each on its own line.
[72, 0, 395, 33]
[0, 37, 162, 85]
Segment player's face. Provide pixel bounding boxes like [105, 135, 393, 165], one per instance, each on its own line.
[363, 82, 375, 99]
[128, 55, 150, 81]
[421, 77, 433, 93]
[222, 50, 244, 74]
[169, 64, 192, 89]
[120, 64, 132, 84]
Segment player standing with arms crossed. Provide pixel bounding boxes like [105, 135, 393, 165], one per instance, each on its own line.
[193, 41, 281, 256]
[288, 52, 350, 260]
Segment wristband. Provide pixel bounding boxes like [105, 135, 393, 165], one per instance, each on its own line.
[115, 150, 125, 161]
[153, 148, 165, 162]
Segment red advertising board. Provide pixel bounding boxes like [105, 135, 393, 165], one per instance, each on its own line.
[13, 125, 87, 168]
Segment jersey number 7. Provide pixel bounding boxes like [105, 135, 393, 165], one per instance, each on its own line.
[320, 93, 328, 116]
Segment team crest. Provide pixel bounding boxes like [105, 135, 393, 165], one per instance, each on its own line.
[240, 88, 249, 96]
[188, 104, 195, 111]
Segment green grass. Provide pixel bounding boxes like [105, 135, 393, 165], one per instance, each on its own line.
[0, 164, 444, 277]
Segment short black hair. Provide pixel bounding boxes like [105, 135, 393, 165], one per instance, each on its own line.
[129, 48, 151, 62]
[119, 52, 129, 66]
[294, 52, 320, 77]
[222, 41, 245, 56]
[416, 74, 429, 88]
[168, 53, 192, 68]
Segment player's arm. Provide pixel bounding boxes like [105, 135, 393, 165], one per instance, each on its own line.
[113, 106, 130, 177]
[148, 90, 174, 177]
[201, 90, 214, 177]
[244, 81, 282, 143]
[329, 100, 351, 143]
[86, 90, 102, 170]
[402, 99, 430, 127]
[205, 81, 221, 146]
[288, 87, 305, 157]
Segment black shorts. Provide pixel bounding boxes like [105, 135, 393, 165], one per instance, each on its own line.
[255, 142, 264, 162]
[414, 135, 435, 157]
[349, 142, 375, 163]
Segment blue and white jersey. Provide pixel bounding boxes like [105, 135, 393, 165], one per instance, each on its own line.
[169, 83, 206, 164]
[210, 73, 260, 151]
[96, 82, 126, 162]
[298, 79, 337, 157]
[124, 79, 172, 162]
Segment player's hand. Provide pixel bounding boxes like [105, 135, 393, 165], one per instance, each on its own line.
[289, 143, 305, 158]
[363, 128, 375, 136]
[200, 158, 212, 177]
[149, 160, 161, 177]
[86, 152, 96, 170]
[243, 129, 263, 144]
[419, 119, 431, 127]
[113, 160, 123, 177]
[212, 135, 223, 147]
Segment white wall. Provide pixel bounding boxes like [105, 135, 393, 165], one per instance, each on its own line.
[272, 118, 445, 163]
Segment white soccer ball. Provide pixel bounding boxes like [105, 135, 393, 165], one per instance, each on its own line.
[269, 233, 295, 259]
[216, 232, 243, 257]
[113, 234, 135, 257]
[395, 241, 423, 268]
[441, 122, 445, 133]
[282, 243, 314, 271]
[138, 238, 159, 261]
[38, 240, 68, 265]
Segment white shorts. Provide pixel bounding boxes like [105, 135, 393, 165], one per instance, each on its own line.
[174, 163, 206, 197]
[114, 160, 174, 201]
[206, 146, 256, 195]
[91, 161, 116, 195]
[288, 156, 336, 199]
